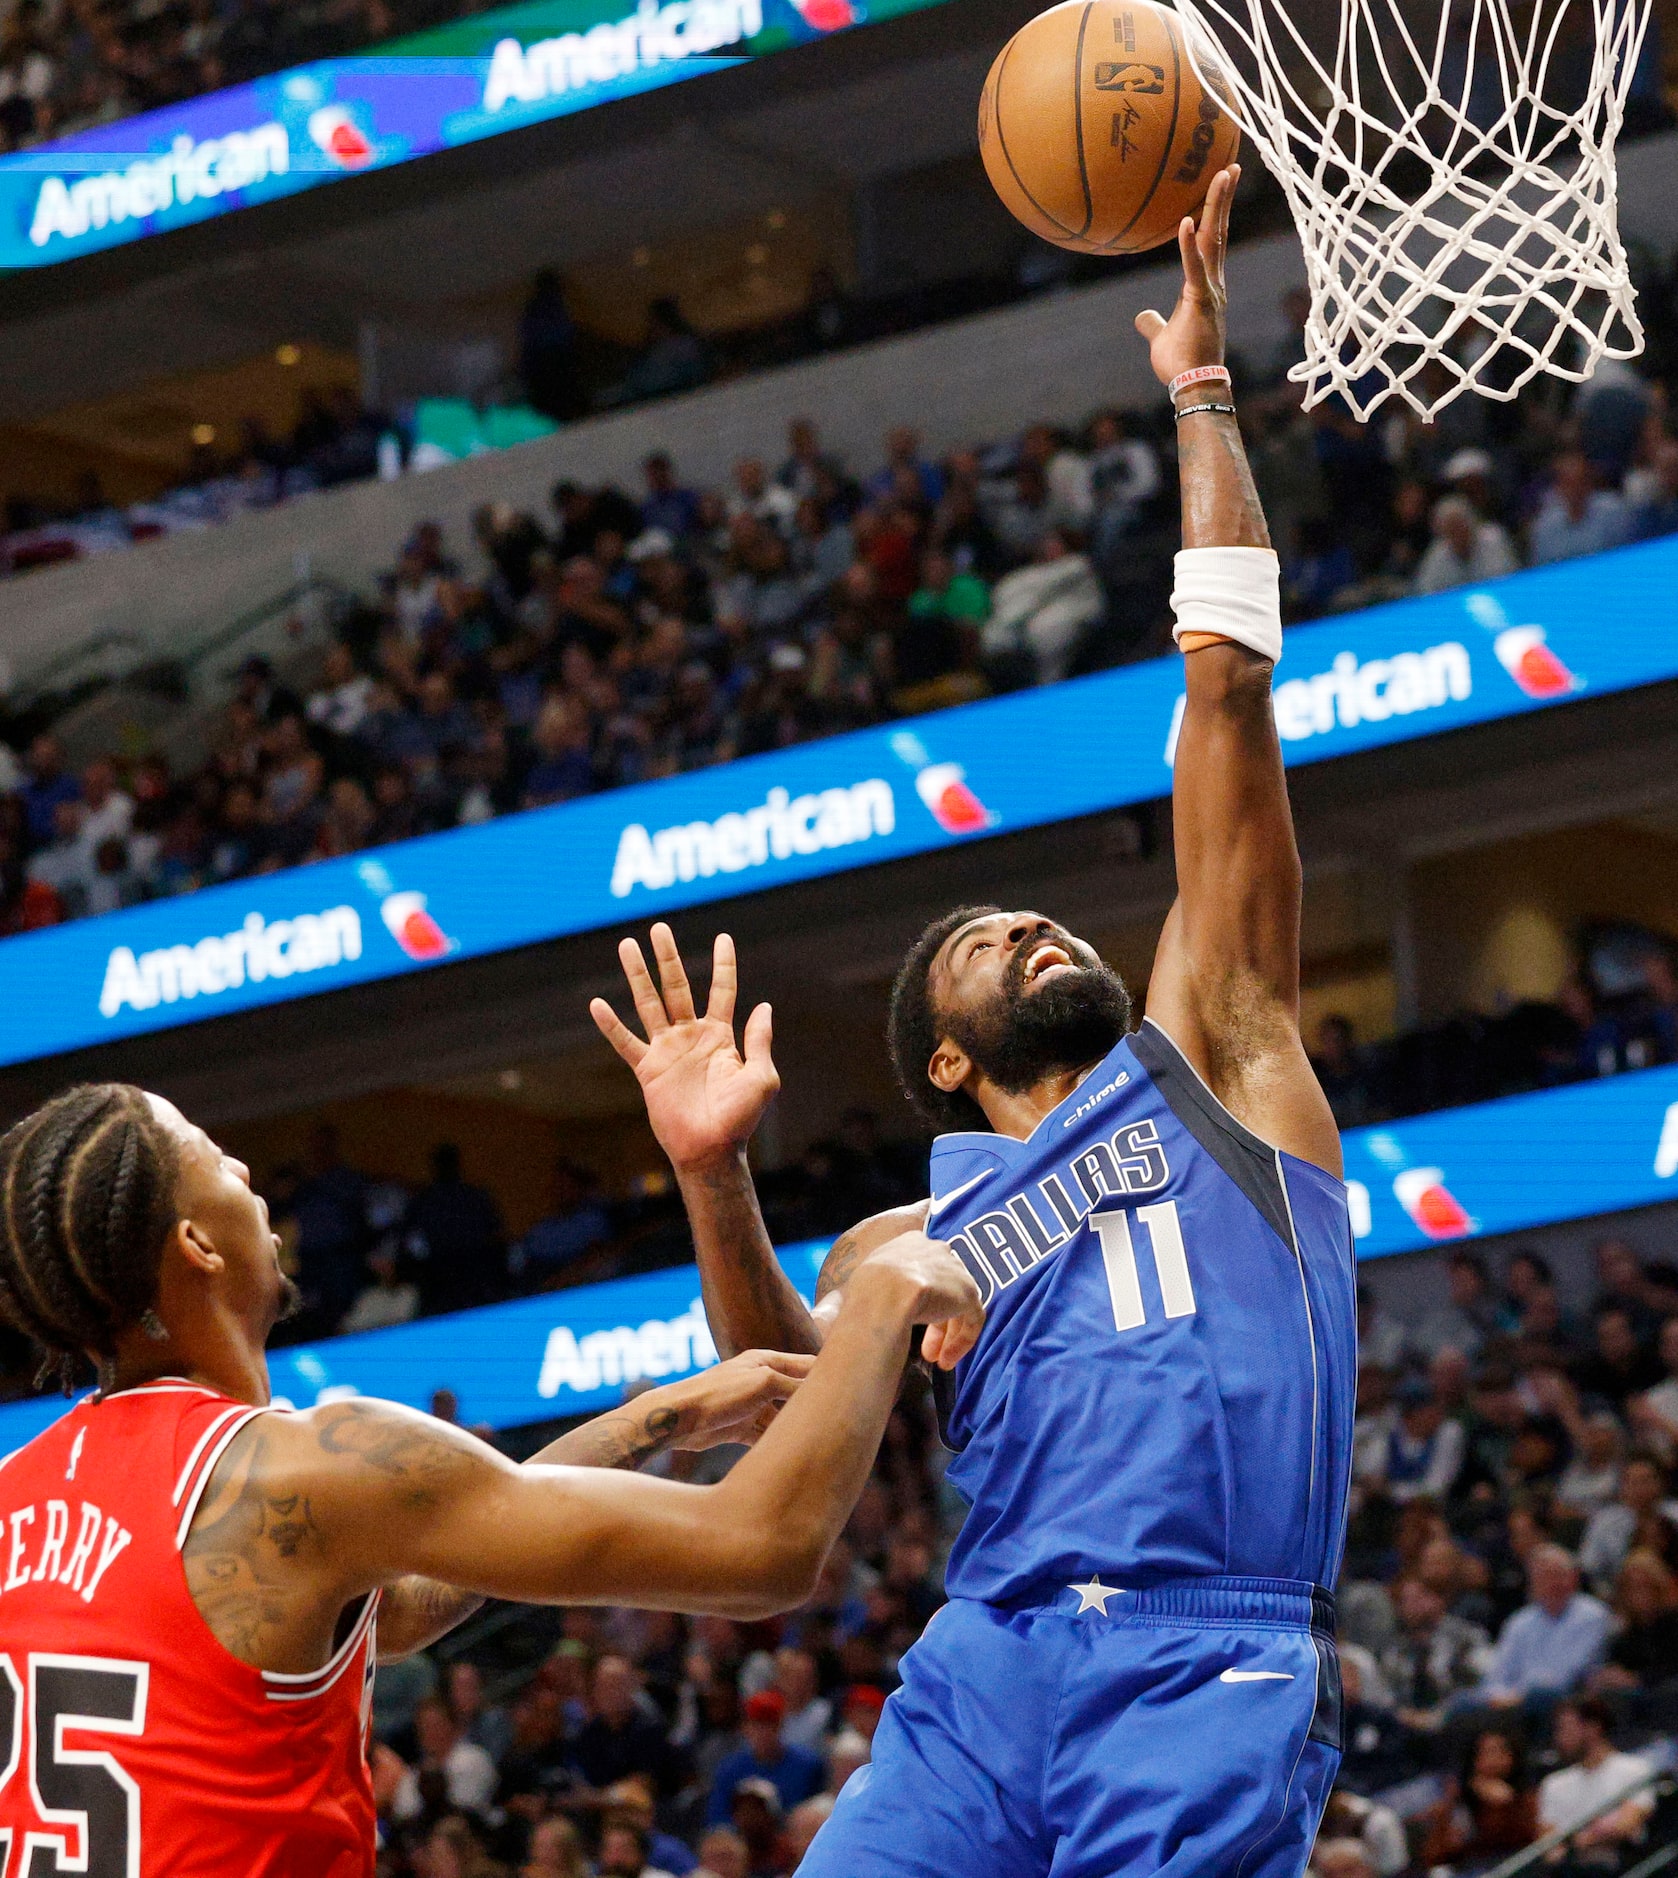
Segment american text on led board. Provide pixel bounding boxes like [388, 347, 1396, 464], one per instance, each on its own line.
[0, 538, 1671, 1070]
[0, 0, 947, 270]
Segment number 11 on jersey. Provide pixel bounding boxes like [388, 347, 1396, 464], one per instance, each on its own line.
[1092, 1201, 1197, 1333]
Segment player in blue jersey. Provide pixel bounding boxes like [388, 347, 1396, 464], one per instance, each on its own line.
[591, 167, 1358, 1878]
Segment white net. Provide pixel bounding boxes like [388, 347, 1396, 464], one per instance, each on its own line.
[1170, 0, 1655, 418]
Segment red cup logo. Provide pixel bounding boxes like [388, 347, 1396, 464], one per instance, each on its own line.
[308, 105, 374, 168]
[1392, 1167, 1473, 1240]
[914, 762, 990, 834]
[380, 890, 452, 961]
[1493, 625, 1575, 700]
[788, 0, 854, 28]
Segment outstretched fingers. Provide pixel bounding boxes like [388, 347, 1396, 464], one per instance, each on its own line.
[649, 922, 697, 1023]
[589, 996, 648, 1068]
[742, 1002, 778, 1086]
[617, 935, 671, 1037]
[706, 932, 738, 1025]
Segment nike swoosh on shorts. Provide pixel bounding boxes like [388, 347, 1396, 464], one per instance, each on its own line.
[1218, 1669, 1295, 1683]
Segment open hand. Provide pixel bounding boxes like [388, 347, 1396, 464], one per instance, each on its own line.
[591, 926, 779, 1173]
[663, 1349, 816, 1450]
[1134, 164, 1238, 386]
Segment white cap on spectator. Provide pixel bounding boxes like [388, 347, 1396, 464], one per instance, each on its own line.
[1442, 448, 1494, 483]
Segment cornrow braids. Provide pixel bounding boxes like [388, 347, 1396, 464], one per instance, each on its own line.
[886, 905, 1001, 1136]
[0, 1084, 180, 1393]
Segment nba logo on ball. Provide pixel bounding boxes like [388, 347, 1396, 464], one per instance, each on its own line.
[978, 0, 1238, 254]
[380, 891, 453, 961]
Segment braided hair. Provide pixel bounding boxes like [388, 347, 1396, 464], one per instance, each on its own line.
[0, 1084, 180, 1393]
[886, 905, 1001, 1136]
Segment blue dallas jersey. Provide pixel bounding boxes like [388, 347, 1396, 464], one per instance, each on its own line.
[929, 1018, 1358, 1605]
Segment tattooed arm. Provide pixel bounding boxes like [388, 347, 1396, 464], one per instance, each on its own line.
[374, 1359, 804, 1657]
[185, 1238, 979, 1674]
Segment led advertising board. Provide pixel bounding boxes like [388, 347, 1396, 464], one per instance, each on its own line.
[0, 1063, 1675, 1451]
[0, 0, 946, 270]
[0, 536, 1673, 1070]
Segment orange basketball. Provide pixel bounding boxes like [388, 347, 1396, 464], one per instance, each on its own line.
[978, 0, 1240, 255]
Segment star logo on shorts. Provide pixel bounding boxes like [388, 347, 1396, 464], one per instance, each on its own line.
[1070, 1577, 1122, 1615]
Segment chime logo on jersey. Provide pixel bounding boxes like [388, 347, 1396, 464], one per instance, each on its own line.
[943, 1117, 1172, 1304]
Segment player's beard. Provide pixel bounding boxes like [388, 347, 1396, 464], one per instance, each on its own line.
[944, 947, 1132, 1096]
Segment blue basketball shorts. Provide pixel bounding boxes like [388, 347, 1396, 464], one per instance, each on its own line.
[800, 1576, 1343, 1878]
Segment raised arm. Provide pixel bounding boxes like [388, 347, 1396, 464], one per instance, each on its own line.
[590, 925, 822, 1357]
[1131, 167, 1340, 1177]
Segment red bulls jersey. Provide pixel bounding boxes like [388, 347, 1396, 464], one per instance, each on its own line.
[0, 1379, 378, 1877]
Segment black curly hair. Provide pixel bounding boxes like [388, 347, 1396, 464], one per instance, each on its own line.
[887, 905, 1002, 1135]
[0, 1084, 180, 1393]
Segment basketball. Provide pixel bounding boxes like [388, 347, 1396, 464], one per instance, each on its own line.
[978, 0, 1240, 255]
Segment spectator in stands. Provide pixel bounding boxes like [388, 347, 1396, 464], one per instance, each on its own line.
[864, 426, 942, 507]
[605, 1776, 697, 1876]
[1575, 1307, 1663, 1410]
[278, 1122, 370, 1330]
[1529, 452, 1632, 566]
[619, 299, 709, 405]
[1579, 1455, 1678, 1593]
[523, 1816, 590, 1877]
[705, 1692, 824, 1827]
[692, 1828, 749, 1878]
[1479, 1544, 1611, 1707]
[520, 270, 584, 423]
[770, 1651, 829, 1757]
[574, 1656, 678, 1796]
[404, 1143, 505, 1312]
[1375, 1376, 1468, 1502]
[599, 1819, 677, 1878]
[982, 528, 1104, 688]
[17, 733, 79, 849]
[1414, 493, 1518, 594]
[509, 1161, 612, 1288]
[1416, 1726, 1540, 1870]
[339, 1244, 420, 1335]
[1415, 1251, 1507, 1359]
[1536, 1696, 1656, 1867]
[444, 1662, 512, 1768]
[642, 453, 701, 542]
[391, 1697, 500, 1824]
[1378, 1574, 1490, 1728]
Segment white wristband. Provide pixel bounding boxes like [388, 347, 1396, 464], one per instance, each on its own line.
[1170, 546, 1283, 663]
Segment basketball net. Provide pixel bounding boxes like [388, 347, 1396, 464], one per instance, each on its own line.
[1169, 0, 1654, 418]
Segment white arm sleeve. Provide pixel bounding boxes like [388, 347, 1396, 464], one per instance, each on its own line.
[1170, 546, 1283, 664]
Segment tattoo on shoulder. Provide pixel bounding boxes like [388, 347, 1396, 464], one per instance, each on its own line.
[183, 1423, 326, 1662]
[314, 1402, 478, 1507]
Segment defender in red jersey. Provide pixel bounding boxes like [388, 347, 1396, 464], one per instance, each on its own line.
[0, 1082, 980, 1876]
